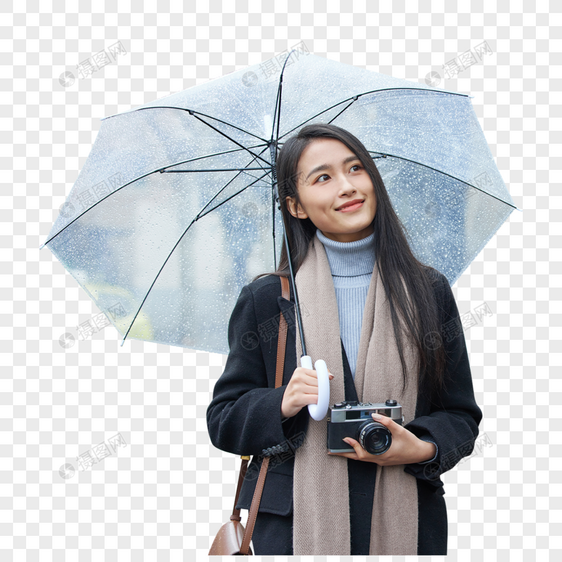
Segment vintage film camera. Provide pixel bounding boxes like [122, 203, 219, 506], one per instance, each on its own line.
[327, 399, 403, 454]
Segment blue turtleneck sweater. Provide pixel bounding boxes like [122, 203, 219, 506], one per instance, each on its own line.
[316, 229, 376, 379]
[316, 229, 438, 463]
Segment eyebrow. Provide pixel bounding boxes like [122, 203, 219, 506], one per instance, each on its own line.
[304, 155, 361, 182]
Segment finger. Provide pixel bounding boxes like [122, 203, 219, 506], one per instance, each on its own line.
[342, 437, 365, 457]
[308, 368, 335, 381]
[292, 370, 319, 387]
[302, 394, 323, 405]
[302, 390, 322, 399]
[299, 368, 319, 378]
[290, 380, 319, 395]
[303, 370, 334, 385]
[371, 413, 397, 431]
[299, 368, 334, 380]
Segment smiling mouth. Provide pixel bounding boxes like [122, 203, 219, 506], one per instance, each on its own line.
[337, 199, 364, 212]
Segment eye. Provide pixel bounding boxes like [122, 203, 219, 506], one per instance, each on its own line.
[350, 164, 362, 172]
[316, 174, 330, 183]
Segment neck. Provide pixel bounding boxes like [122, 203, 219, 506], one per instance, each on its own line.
[316, 229, 376, 277]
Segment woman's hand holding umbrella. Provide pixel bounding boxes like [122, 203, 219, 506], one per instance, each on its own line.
[281, 366, 334, 419]
[328, 413, 437, 466]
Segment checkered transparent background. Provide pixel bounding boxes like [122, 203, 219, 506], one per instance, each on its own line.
[2, 1, 560, 560]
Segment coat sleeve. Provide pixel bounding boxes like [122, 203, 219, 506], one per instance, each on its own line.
[206, 282, 303, 457]
[403, 272, 483, 486]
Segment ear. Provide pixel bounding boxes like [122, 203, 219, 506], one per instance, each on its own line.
[286, 196, 308, 219]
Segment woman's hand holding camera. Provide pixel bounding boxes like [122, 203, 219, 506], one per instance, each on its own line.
[281, 367, 334, 418]
[329, 413, 436, 466]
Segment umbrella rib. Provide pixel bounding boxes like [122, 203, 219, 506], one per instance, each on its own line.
[326, 98, 359, 125]
[187, 111, 272, 167]
[132, 105, 269, 144]
[40, 169, 168, 249]
[196, 170, 271, 220]
[161, 143, 272, 182]
[277, 96, 360, 140]
[368, 151, 519, 210]
[277, 87, 470, 141]
[162, 167, 267, 172]
[164, 167, 268, 189]
[165, 142, 269, 165]
[194, 145, 272, 218]
[121, 169, 272, 346]
[40, 148, 271, 249]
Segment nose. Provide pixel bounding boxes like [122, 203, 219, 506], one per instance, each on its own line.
[338, 173, 357, 196]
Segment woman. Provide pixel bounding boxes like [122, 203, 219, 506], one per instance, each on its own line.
[207, 123, 482, 555]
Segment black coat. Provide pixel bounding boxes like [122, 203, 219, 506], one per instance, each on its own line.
[207, 271, 482, 555]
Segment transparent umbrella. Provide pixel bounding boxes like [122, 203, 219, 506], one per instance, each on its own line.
[41, 50, 518, 354]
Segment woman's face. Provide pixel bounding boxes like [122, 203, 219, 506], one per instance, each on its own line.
[286, 138, 377, 243]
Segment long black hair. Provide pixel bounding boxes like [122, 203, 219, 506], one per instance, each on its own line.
[259, 123, 447, 398]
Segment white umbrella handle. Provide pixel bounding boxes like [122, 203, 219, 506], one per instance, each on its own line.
[300, 355, 330, 421]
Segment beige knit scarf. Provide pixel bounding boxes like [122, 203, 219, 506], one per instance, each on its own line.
[292, 233, 420, 555]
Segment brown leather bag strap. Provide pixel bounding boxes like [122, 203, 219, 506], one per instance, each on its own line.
[280, 274, 290, 301]
[230, 456, 250, 522]
[239, 455, 270, 554]
[275, 275, 290, 387]
[239, 275, 291, 555]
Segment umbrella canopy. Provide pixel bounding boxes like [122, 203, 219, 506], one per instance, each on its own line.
[42, 51, 517, 354]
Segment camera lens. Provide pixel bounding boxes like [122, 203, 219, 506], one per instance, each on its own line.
[358, 421, 392, 455]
